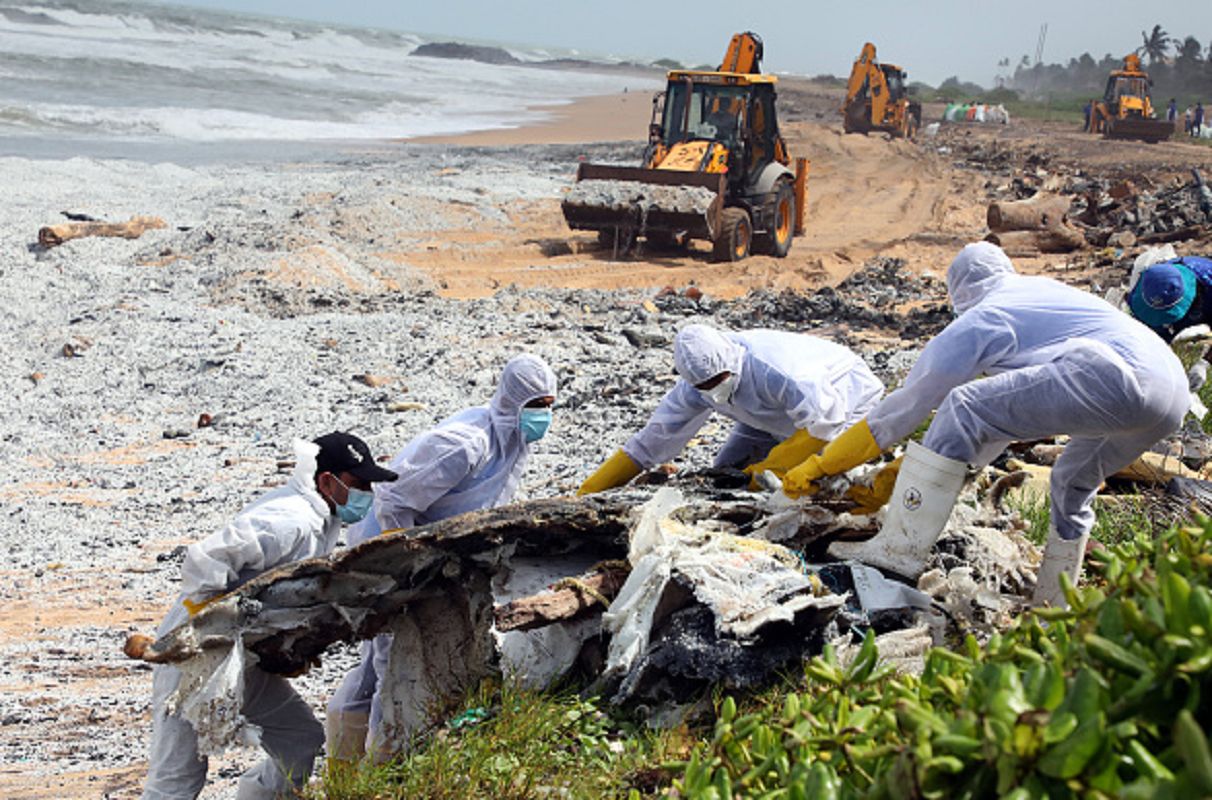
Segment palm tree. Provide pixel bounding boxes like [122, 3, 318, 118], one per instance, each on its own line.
[1137, 25, 1172, 66]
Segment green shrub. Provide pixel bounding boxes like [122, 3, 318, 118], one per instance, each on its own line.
[672, 518, 1212, 798]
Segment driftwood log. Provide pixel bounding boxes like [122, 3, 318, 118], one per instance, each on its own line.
[986, 194, 1072, 232]
[494, 562, 630, 632]
[1139, 226, 1207, 245]
[985, 227, 1086, 256]
[38, 215, 166, 248]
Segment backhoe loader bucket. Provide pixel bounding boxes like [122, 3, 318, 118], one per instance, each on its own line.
[562, 163, 724, 244]
[1104, 117, 1175, 143]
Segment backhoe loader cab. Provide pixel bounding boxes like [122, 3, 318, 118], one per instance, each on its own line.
[1090, 54, 1174, 142]
[841, 43, 921, 138]
[561, 32, 807, 263]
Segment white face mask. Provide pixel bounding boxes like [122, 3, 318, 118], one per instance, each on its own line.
[700, 373, 739, 405]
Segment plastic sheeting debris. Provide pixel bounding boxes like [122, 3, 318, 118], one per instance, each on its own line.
[167, 641, 260, 756]
[602, 488, 842, 698]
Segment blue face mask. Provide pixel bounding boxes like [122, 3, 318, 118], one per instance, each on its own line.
[520, 408, 553, 443]
[333, 476, 375, 524]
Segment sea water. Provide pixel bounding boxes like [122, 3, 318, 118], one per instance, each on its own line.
[0, 0, 658, 161]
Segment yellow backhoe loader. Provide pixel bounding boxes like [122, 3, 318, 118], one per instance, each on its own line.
[561, 32, 807, 262]
[841, 43, 920, 138]
[1090, 54, 1174, 143]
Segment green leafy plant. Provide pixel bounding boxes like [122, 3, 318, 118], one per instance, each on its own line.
[671, 518, 1212, 798]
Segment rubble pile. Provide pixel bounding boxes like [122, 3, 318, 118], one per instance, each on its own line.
[935, 130, 1211, 251]
[1070, 170, 1212, 247]
[654, 257, 952, 339]
[563, 180, 718, 215]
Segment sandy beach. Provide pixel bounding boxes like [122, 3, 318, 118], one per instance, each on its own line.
[412, 91, 657, 146]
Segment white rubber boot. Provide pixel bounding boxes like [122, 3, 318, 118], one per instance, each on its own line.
[325, 709, 369, 765]
[1032, 526, 1089, 608]
[828, 441, 968, 579]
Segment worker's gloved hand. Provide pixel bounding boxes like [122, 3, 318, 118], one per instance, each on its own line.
[844, 456, 903, 514]
[743, 429, 827, 489]
[782, 419, 882, 498]
[577, 449, 642, 496]
[182, 592, 227, 617]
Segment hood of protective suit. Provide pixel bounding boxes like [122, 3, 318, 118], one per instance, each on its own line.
[947, 242, 1016, 314]
[371, 354, 558, 529]
[673, 323, 744, 386]
[490, 354, 558, 431]
[287, 438, 330, 517]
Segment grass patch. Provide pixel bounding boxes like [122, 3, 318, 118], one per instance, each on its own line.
[1012, 488, 1170, 549]
[307, 681, 682, 799]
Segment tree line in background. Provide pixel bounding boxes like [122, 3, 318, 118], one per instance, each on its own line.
[1005, 25, 1210, 106]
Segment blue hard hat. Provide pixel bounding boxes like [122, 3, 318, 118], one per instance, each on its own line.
[1130, 261, 1197, 327]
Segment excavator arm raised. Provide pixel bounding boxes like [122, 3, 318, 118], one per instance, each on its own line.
[719, 31, 763, 74]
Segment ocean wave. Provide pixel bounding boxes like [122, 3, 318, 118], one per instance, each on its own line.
[0, 100, 554, 141]
[0, 0, 660, 147]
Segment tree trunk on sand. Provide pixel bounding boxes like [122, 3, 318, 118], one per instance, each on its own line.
[986, 194, 1072, 232]
[985, 227, 1086, 255]
[38, 216, 166, 248]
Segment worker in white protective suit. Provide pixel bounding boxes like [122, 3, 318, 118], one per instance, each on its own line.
[325, 354, 557, 763]
[578, 323, 885, 495]
[142, 432, 398, 800]
[781, 242, 1189, 607]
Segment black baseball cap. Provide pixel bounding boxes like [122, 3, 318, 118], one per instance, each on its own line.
[313, 432, 398, 483]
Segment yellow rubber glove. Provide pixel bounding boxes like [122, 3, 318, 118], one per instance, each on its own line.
[577, 449, 643, 496]
[845, 455, 903, 514]
[782, 419, 882, 498]
[743, 429, 827, 487]
[183, 592, 228, 617]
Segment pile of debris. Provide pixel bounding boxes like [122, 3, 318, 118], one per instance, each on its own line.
[126, 469, 1039, 757]
[1071, 169, 1212, 247]
[563, 180, 718, 217]
[653, 257, 952, 339]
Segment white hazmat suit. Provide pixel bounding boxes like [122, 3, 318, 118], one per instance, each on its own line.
[326, 354, 558, 758]
[867, 242, 1188, 542]
[143, 440, 338, 800]
[624, 325, 884, 470]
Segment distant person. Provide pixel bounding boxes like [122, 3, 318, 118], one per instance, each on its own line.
[1082, 100, 1093, 132]
[1129, 257, 1212, 342]
[1167, 98, 1178, 123]
[1185, 106, 1194, 134]
[142, 432, 398, 800]
[1196, 103, 1206, 137]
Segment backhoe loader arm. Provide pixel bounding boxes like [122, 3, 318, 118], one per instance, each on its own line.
[845, 42, 878, 102]
[720, 32, 763, 74]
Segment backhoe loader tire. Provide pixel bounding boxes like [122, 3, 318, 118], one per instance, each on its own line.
[712, 207, 752, 262]
[754, 180, 794, 258]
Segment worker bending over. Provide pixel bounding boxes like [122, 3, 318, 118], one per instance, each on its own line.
[782, 242, 1187, 606]
[326, 353, 557, 762]
[1128, 256, 1212, 341]
[579, 323, 884, 494]
[142, 432, 397, 800]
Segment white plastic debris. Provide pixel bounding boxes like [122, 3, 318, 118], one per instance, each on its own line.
[848, 563, 933, 612]
[602, 488, 830, 681]
[167, 641, 260, 755]
[492, 555, 604, 689]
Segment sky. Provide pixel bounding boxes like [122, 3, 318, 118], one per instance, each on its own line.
[158, 1, 1211, 87]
